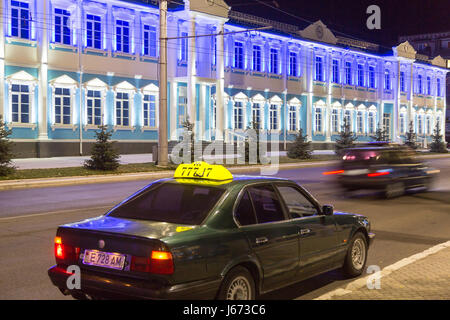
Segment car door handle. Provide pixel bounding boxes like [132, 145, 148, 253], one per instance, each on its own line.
[300, 229, 311, 235]
[255, 237, 268, 245]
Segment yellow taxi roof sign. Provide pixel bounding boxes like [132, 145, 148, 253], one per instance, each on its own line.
[174, 162, 233, 181]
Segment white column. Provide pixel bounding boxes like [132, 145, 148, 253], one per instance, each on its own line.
[187, 15, 196, 129]
[199, 83, 205, 140]
[306, 46, 314, 140]
[215, 22, 225, 141]
[326, 50, 332, 142]
[170, 81, 177, 140]
[0, 0, 4, 119]
[38, 0, 48, 140]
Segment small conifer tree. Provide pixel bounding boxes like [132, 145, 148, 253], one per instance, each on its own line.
[0, 116, 15, 176]
[84, 125, 120, 170]
[287, 129, 312, 159]
[335, 118, 357, 156]
[371, 128, 388, 142]
[404, 121, 418, 150]
[429, 121, 448, 153]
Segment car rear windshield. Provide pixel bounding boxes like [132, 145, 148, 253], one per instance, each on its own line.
[343, 150, 380, 164]
[108, 182, 226, 225]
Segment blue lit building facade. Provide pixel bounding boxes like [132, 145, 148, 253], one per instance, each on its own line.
[0, 0, 448, 157]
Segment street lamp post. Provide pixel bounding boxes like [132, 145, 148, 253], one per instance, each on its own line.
[158, 0, 169, 166]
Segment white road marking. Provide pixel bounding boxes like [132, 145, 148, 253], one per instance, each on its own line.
[0, 205, 111, 222]
[314, 240, 450, 300]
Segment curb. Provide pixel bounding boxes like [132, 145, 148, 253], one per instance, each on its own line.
[313, 240, 450, 300]
[0, 160, 338, 191]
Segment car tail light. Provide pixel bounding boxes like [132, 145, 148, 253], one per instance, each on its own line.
[54, 236, 80, 263]
[367, 171, 391, 177]
[322, 170, 344, 175]
[131, 250, 174, 275]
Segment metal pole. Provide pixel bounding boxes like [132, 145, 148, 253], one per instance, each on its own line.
[78, 0, 83, 155]
[158, 0, 169, 166]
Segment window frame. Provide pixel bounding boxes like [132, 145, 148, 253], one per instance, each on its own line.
[274, 182, 322, 220]
[232, 182, 291, 227]
[252, 45, 262, 72]
[10, 0, 32, 40]
[315, 56, 324, 82]
[53, 7, 71, 45]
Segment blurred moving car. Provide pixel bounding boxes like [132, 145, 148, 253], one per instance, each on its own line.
[324, 142, 440, 198]
[48, 162, 374, 300]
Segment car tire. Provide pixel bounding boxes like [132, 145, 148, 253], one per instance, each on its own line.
[217, 266, 256, 300]
[342, 232, 368, 278]
[384, 181, 405, 199]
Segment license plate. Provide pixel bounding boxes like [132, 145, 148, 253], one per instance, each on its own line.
[82, 249, 126, 270]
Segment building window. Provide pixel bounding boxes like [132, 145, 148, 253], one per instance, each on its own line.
[399, 113, 406, 134]
[289, 52, 297, 77]
[252, 103, 261, 129]
[331, 109, 339, 133]
[315, 56, 323, 81]
[86, 14, 102, 49]
[289, 106, 297, 131]
[87, 90, 102, 125]
[332, 60, 339, 83]
[384, 69, 390, 90]
[234, 41, 244, 69]
[234, 101, 244, 130]
[417, 114, 423, 135]
[54, 87, 71, 125]
[269, 105, 279, 130]
[115, 92, 129, 126]
[270, 48, 279, 74]
[11, 0, 30, 39]
[143, 25, 157, 57]
[426, 115, 431, 135]
[357, 64, 365, 87]
[437, 78, 441, 96]
[54, 8, 71, 45]
[143, 94, 156, 127]
[400, 71, 405, 92]
[180, 31, 188, 62]
[178, 87, 187, 128]
[116, 20, 130, 53]
[252, 45, 261, 72]
[368, 111, 376, 134]
[357, 111, 364, 133]
[418, 75, 423, 94]
[345, 62, 352, 85]
[383, 113, 391, 138]
[344, 110, 351, 128]
[315, 107, 322, 133]
[427, 76, 431, 95]
[368, 66, 376, 89]
[211, 98, 216, 129]
[11, 84, 30, 123]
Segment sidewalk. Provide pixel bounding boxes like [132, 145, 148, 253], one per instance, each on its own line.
[10, 150, 337, 170]
[316, 241, 450, 300]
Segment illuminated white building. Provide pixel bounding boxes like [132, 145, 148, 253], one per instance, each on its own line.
[0, 0, 448, 157]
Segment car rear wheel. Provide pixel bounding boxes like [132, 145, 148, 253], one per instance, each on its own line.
[384, 181, 405, 198]
[218, 266, 255, 300]
[342, 232, 368, 277]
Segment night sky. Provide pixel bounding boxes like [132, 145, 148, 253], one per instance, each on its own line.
[225, 0, 450, 49]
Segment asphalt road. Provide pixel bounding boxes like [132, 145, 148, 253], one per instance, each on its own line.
[0, 158, 449, 300]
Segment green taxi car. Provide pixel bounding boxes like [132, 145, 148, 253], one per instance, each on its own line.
[48, 162, 375, 300]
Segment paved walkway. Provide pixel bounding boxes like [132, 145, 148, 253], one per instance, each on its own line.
[11, 150, 336, 170]
[316, 241, 450, 300]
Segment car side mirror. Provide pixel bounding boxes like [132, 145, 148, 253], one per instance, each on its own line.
[322, 205, 334, 216]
